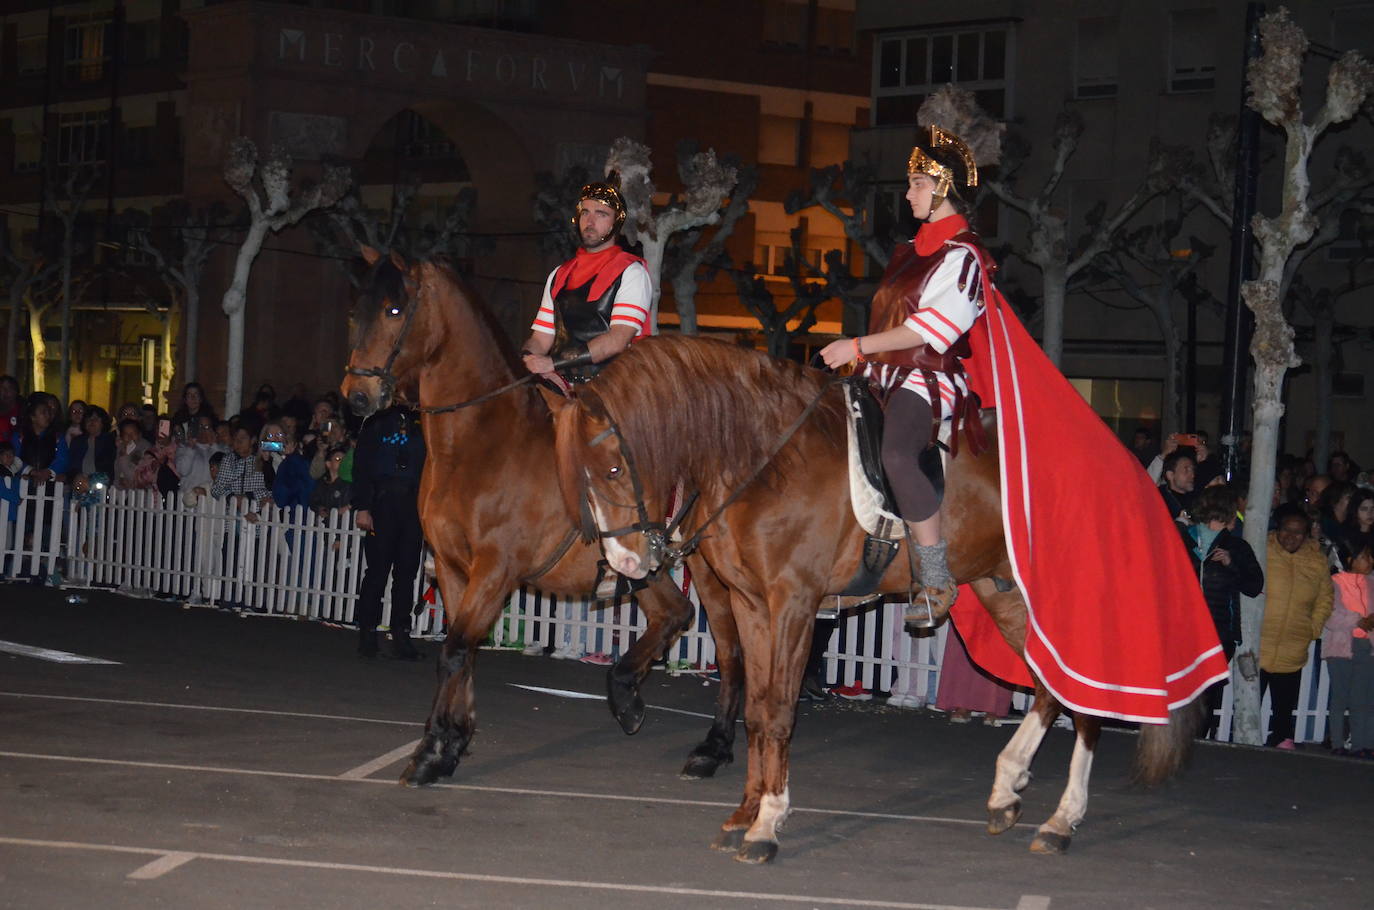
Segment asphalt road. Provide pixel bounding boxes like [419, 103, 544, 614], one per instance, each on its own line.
[0, 584, 1369, 909]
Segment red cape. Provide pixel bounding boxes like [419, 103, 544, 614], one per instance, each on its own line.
[948, 248, 1229, 723]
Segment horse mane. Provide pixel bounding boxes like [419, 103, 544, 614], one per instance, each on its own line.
[585, 335, 845, 506]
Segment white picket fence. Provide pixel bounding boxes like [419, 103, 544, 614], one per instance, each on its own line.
[0, 478, 1335, 744]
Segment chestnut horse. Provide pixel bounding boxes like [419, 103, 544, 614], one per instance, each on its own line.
[340, 249, 743, 786]
[547, 334, 1202, 863]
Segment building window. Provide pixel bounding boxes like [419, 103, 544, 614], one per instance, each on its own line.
[1075, 17, 1118, 99]
[125, 19, 162, 65]
[124, 125, 156, 165]
[763, 0, 808, 48]
[873, 24, 1012, 127]
[17, 34, 48, 75]
[58, 112, 109, 166]
[65, 15, 114, 82]
[398, 110, 456, 160]
[1330, 3, 1374, 54]
[1168, 9, 1216, 93]
[815, 7, 855, 55]
[1328, 208, 1372, 262]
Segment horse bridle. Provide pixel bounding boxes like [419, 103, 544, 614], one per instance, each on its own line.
[586, 420, 698, 572]
[344, 266, 538, 415]
[581, 377, 842, 573]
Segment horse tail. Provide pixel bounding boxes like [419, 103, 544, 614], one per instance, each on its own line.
[1131, 697, 1207, 787]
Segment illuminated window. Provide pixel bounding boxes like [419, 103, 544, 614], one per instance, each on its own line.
[873, 24, 1011, 126]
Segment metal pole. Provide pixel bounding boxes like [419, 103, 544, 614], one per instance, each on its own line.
[1218, 2, 1264, 481]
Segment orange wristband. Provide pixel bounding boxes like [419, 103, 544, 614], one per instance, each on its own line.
[853, 337, 866, 363]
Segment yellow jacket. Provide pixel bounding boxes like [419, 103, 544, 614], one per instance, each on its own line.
[1260, 535, 1334, 673]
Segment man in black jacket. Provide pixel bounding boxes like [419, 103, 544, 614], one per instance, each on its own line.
[353, 406, 426, 660]
[1179, 484, 1264, 738]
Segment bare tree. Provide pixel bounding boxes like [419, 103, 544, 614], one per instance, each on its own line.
[532, 165, 590, 263]
[119, 203, 231, 404]
[1, 221, 58, 378]
[45, 164, 101, 403]
[1088, 196, 1217, 439]
[221, 139, 349, 416]
[786, 160, 896, 272]
[731, 226, 837, 359]
[606, 138, 740, 331]
[666, 163, 758, 334]
[917, 87, 1167, 366]
[1220, 8, 1373, 746]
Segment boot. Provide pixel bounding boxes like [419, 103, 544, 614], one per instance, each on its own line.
[381, 632, 423, 661]
[906, 539, 957, 632]
[357, 628, 379, 659]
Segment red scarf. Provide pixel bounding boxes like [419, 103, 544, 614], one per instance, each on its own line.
[913, 213, 969, 256]
[550, 246, 645, 302]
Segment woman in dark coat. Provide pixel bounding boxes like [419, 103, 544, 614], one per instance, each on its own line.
[1180, 484, 1265, 738]
[66, 406, 116, 481]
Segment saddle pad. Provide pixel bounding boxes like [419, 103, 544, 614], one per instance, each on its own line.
[844, 383, 950, 538]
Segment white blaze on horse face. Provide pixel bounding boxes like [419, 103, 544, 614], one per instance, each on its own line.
[590, 494, 646, 579]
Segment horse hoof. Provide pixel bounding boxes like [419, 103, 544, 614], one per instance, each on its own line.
[612, 697, 645, 736]
[710, 828, 746, 852]
[735, 840, 778, 864]
[1029, 831, 1071, 855]
[680, 752, 728, 780]
[400, 755, 456, 788]
[606, 673, 646, 736]
[987, 801, 1022, 835]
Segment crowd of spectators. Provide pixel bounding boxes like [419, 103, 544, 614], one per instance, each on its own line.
[0, 374, 359, 527]
[1143, 426, 1374, 758]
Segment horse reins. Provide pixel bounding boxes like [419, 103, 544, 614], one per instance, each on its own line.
[586, 377, 843, 572]
[344, 267, 538, 415]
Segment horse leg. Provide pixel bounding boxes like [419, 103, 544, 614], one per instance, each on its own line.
[710, 590, 772, 854]
[681, 558, 744, 780]
[606, 574, 695, 735]
[1027, 711, 1101, 855]
[735, 601, 814, 864]
[401, 557, 510, 788]
[986, 683, 1058, 835]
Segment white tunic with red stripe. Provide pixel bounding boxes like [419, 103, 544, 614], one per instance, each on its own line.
[892, 243, 984, 413]
[529, 261, 654, 338]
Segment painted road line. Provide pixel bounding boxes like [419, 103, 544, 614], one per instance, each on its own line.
[0, 692, 418, 727]
[1016, 898, 1053, 910]
[0, 641, 120, 665]
[127, 851, 196, 880]
[0, 750, 1024, 828]
[509, 683, 717, 721]
[338, 740, 421, 780]
[0, 836, 1041, 910]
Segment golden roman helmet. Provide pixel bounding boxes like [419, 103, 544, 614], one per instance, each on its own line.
[907, 125, 979, 208]
[572, 172, 628, 234]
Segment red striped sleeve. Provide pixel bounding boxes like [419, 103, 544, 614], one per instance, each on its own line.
[905, 313, 954, 350]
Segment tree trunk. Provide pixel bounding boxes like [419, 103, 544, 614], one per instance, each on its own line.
[1234, 274, 1296, 745]
[1311, 308, 1334, 472]
[60, 241, 72, 405]
[183, 285, 200, 384]
[158, 303, 179, 410]
[1040, 264, 1067, 367]
[671, 275, 700, 335]
[765, 325, 789, 360]
[222, 221, 270, 417]
[1161, 323, 1185, 441]
[641, 237, 666, 334]
[28, 303, 47, 392]
[5, 286, 23, 376]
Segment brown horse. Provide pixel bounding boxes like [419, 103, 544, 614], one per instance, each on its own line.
[340, 248, 744, 786]
[546, 333, 1202, 863]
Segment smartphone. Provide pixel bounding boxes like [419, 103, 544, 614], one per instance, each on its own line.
[260, 440, 285, 454]
[158, 418, 171, 438]
[1172, 433, 1201, 448]
[322, 419, 335, 435]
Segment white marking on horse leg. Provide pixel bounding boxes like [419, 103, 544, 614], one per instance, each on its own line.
[746, 782, 791, 844]
[1040, 728, 1095, 837]
[589, 498, 645, 578]
[988, 709, 1047, 812]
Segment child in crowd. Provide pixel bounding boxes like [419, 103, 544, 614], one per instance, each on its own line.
[309, 445, 353, 518]
[1324, 540, 1374, 757]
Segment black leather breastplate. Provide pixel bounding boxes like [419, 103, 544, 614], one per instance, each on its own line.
[552, 273, 625, 382]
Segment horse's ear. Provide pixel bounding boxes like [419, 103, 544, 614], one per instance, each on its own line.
[536, 384, 568, 416]
[359, 244, 382, 266]
[389, 249, 407, 272]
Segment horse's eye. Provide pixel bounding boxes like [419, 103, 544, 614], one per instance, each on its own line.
[386, 304, 403, 317]
[606, 465, 622, 480]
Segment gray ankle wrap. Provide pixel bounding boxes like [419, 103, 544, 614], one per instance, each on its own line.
[914, 540, 954, 590]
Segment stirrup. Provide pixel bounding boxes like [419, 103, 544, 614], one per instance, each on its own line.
[904, 591, 939, 632]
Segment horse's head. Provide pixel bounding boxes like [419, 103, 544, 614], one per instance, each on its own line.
[544, 385, 669, 580]
[341, 245, 425, 418]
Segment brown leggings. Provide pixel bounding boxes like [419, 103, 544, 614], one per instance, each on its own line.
[881, 387, 939, 523]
